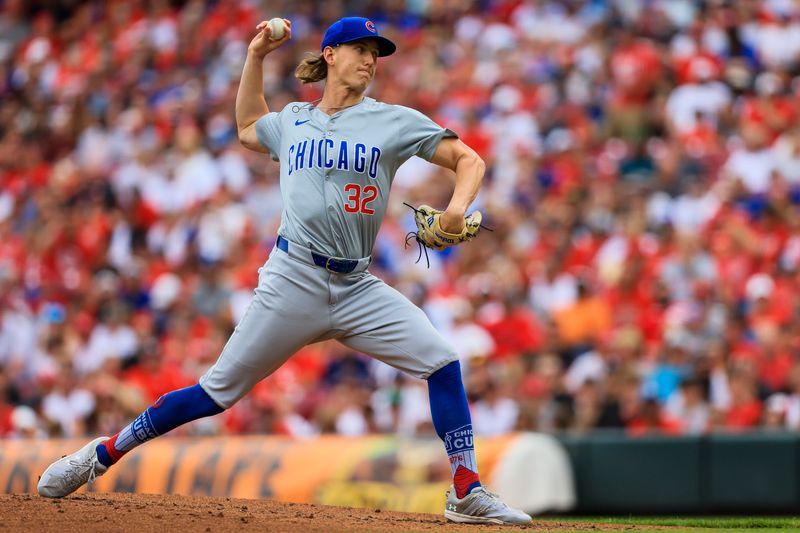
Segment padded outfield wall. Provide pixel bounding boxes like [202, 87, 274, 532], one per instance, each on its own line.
[558, 431, 800, 514]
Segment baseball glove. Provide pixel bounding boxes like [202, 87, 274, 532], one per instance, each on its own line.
[407, 204, 483, 251]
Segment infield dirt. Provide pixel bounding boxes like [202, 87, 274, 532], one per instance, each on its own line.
[0, 492, 684, 532]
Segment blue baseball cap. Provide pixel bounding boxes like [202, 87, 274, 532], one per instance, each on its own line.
[321, 17, 396, 57]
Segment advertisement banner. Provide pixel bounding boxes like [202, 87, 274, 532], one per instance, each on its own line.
[0, 433, 574, 514]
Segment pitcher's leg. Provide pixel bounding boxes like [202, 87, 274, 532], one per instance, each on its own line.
[427, 361, 481, 497]
[200, 250, 330, 408]
[333, 274, 530, 524]
[39, 251, 329, 498]
[334, 277, 475, 483]
[335, 275, 458, 378]
[94, 384, 223, 468]
[427, 358, 531, 524]
[38, 382, 226, 498]
[100, 283, 318, 468]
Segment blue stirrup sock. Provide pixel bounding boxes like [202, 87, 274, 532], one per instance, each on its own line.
[96, 384, 224, 468]
[427, 360, 482, 498]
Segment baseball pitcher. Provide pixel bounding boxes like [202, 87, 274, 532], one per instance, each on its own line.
[38, 16, 531, 525]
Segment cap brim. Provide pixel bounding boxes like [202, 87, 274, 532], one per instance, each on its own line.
[338, 35, 396, 57]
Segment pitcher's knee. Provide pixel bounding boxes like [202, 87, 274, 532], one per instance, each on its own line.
[197, 372, 252, 410]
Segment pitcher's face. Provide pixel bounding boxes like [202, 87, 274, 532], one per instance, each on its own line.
[328, 40, 379, 93]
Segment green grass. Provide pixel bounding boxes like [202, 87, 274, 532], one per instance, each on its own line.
[538, 516, 800, 531]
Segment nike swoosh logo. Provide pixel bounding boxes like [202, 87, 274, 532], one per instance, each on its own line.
[295, 119, 310, 126]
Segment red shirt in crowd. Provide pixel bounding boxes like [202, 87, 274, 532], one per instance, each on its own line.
[740, 97, 796, 141]
[610, 39, 662, 105]
[482, 307, 542, 359]
[725, 400, 763, 429]
[123, 360, 193, 404]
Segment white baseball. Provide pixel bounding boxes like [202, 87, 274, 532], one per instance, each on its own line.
[268, 18, 285, 40]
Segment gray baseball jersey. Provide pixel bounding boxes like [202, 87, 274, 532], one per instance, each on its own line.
[254, 97, 456, 258]
[199, 97, 460, 408]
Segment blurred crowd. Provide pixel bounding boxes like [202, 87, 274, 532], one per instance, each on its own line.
[3, 0, 800, 440]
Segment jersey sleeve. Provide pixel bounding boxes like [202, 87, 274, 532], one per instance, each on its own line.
[255, 110, 282, 162]
[395, 106, 458, 163]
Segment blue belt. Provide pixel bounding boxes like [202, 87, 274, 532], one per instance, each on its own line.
[276, 235, 362, 274]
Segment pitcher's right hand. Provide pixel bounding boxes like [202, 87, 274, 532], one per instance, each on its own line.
[249, 19, 292, 59]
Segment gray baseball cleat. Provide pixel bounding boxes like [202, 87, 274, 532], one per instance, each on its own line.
[38, 436, 109, 498]
[444, 484, 532, 525]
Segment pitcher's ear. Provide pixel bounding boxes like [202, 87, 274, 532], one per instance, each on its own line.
[323, 46, 336, 66]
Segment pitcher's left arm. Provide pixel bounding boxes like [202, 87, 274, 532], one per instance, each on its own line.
[429, 138, 485, 233]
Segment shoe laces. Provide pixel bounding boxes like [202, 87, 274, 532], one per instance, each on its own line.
[471, 487, 511, 514]
[65, 456, 100, 485]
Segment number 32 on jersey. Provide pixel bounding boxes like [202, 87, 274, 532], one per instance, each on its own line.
[344, 183, 378, 215]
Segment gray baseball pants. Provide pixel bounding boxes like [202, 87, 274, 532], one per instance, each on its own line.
[199, 239, 458, 408]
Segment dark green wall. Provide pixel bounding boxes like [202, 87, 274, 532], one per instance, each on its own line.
[557, 432, 800, 513]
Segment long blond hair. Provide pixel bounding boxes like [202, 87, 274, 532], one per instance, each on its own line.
[295, 52, 328, 84]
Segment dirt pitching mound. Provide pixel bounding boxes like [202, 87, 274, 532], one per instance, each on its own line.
[0, 493, 672, 532]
